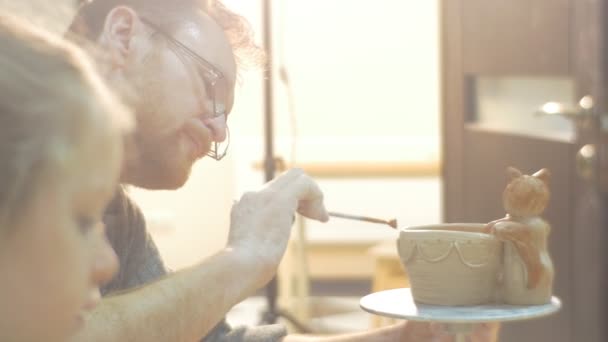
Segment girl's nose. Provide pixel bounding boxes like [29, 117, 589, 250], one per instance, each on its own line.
[91, 232, 119, 287]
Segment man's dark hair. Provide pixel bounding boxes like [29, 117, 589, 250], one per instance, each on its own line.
[69, 0, 262, 66]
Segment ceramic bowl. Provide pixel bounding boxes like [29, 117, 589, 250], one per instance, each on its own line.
[397, 223, 502, 305]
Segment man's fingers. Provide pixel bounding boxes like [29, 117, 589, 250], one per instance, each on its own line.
[259, 168, 328, 222]
[265, 168, 304, 192]
[298, 199, 329, 222]
[280, 173, 328, 222]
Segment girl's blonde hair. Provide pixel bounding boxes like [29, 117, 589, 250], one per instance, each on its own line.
[0, 14, 131, 228]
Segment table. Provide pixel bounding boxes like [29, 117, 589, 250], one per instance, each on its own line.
[360, 288, 561, 341]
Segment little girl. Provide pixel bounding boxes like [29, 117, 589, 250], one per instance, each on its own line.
[0, 15, 131, 341]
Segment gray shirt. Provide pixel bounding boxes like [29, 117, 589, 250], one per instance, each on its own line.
[102, 188, 287, 342]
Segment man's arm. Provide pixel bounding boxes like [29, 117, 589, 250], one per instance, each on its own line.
[71, 169, 328, 342]
[71, 248, 261, 342]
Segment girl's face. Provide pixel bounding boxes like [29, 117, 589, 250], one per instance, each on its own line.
[0, 121, 121, 341]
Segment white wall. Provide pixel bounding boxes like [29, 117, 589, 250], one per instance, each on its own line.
[137, 0, 441, 270]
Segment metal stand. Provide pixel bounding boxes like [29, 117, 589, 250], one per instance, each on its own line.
[257, 0, 312, 333]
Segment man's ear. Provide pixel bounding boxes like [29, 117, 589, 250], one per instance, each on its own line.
[98, 6, 141, 68]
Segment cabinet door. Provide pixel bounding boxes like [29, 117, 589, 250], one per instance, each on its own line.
[442, 0, 608, 341]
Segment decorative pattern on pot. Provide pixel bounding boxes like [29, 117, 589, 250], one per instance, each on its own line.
[398, 225, 502, 306]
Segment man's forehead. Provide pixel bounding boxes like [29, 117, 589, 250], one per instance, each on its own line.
[172, 13, 237, 85]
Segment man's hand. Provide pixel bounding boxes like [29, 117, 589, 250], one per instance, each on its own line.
[284, 320, 499, 342]
[398, 321, 451, 342]
[400, 321, 500, 342]
[226, 168, 328, 287]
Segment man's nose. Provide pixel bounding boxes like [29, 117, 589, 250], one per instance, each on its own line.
[203, 114, 227, 142]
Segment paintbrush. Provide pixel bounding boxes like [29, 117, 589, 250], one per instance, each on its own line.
[328, 211, 398, 229]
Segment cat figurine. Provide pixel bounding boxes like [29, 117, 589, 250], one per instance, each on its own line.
[485, 167, 554, 305]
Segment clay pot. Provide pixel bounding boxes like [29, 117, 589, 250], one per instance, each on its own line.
[397, 223, 502, 306]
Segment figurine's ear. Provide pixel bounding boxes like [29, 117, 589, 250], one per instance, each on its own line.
[533, 168, 551, 184]
[507, 167, 523, 180]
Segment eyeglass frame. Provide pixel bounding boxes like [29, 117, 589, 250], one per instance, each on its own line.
[140, 17, 230, 161]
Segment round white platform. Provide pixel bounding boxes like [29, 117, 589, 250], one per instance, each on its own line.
[360, 288, 561, 323]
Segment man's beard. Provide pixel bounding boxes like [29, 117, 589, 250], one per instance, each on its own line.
[123, 92, 196, 190]
[127, 129, 194, 190]
[119, 57, 201, 190]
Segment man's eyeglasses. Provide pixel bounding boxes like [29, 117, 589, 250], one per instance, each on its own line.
[140, 17, 230, 161]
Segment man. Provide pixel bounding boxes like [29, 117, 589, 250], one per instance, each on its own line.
[68, 1, 496, 341]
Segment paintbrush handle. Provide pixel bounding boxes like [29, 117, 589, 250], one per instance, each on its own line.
[328, 211, 397, 229]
